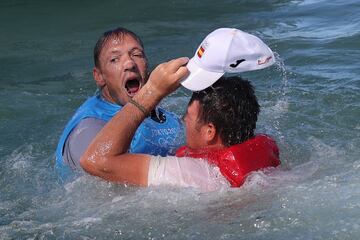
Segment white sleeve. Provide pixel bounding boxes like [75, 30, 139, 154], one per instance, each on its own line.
[147, 155, 230, 192]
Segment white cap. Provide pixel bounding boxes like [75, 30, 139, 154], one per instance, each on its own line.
[181, 28, 275, 91]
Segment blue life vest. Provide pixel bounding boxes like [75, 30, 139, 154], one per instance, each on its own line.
[55, 93, 184, 181]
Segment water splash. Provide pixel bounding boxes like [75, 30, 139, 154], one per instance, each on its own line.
[273, 51, 290, 99]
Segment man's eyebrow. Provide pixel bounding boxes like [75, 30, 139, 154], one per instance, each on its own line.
[109, 50, 122, 54]
[109, 48, 143, 54]
[130, 47, 144, 52]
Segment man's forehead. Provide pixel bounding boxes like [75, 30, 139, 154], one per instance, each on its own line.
[187, 100, 201, 115]
[102, 35, 143, 51]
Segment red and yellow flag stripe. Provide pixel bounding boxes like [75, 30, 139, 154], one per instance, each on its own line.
[197, 46, 205, 58]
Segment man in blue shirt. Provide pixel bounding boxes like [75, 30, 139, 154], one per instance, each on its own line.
[55, 27, 183, 181]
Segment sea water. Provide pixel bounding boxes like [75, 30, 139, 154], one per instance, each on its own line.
[1, 0, 359, 239]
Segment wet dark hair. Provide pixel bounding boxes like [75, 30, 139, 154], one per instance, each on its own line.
[93, 27, 145, 68]
[189, 76, 260, 146]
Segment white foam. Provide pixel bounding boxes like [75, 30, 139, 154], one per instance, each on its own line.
[242, 160, 319, 191]
[111, 195, 124, 203]
[72, 217, 102, 226]
[11, 160, 30, 171]
[352, 161, 360, 170]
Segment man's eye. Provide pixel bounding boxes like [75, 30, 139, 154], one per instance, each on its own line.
[132, 52, 144, 58]
[110, 57, 119, 62]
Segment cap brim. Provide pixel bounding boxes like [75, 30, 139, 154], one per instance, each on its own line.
[181, 58, 224, 91]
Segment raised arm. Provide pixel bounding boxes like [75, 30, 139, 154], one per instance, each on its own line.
[80, 57, 189, 185]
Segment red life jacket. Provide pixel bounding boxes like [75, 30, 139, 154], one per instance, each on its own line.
[175, 134, 280, 187]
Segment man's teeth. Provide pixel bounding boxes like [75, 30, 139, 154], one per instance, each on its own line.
[127, 86, 139, 94]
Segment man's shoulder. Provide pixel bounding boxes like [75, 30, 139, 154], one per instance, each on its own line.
[67, 117, 107, 152]
[73, 94, 120, 121]
[63, 117, 107, 170]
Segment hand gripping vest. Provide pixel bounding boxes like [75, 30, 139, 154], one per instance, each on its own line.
[175, 134, 280, 187]
[56, 93, 184, 181]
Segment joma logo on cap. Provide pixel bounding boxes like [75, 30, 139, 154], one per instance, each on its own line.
[230, 59, 246, 68]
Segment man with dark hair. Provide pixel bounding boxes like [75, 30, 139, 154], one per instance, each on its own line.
[188, 76, 260, 146]
[55, 27, 184, 181]
[80, 58, 280, 191]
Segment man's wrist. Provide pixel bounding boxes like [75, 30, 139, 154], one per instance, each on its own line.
[128, 98, 149, 116]
[133, 83, 163, 110]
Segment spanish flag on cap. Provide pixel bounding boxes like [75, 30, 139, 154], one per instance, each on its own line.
[197, 46, 205, 58]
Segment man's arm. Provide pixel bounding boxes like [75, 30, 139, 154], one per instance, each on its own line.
[80, 57, 189, 186]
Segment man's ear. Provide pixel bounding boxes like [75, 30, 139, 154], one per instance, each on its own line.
[93, 67, 105, 88]
[204, 123, 217, 143]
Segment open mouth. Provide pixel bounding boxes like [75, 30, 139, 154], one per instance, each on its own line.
[125, 79, 141, 97]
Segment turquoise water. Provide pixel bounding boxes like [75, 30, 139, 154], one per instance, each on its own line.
[1, 0, 360, 239]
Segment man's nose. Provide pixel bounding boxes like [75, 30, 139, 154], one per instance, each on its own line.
[123, 54, 136, 71]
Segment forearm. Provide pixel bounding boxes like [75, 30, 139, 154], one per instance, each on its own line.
[79, 87, 156, 185]
[84, 83, 162, 158]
